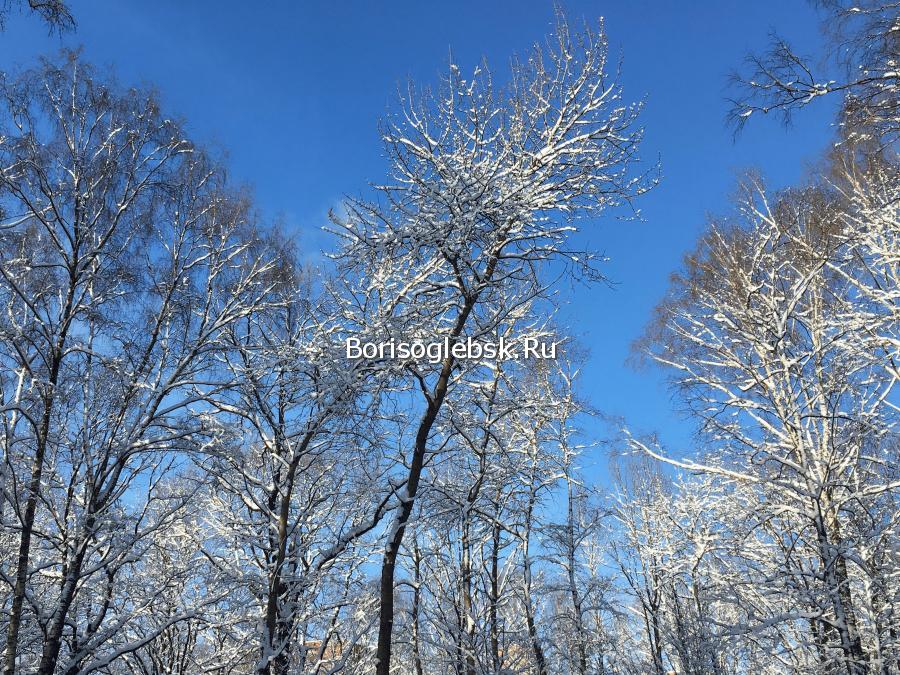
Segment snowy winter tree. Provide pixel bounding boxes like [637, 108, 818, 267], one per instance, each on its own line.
[2, 4, 893, 674]
[633, 174, 899, 673]
[329, 11, 651, 672]
[0, 54, 275, 675]
[199, 245, 393, 675]
[729, 0, 899, 146]
[0, 0, 74, 33]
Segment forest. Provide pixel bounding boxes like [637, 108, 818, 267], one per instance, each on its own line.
[0, 1, 897, 674]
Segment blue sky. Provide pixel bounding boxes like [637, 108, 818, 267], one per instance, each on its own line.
[0, 1, 840, 480]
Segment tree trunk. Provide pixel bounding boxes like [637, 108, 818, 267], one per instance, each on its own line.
[375, 281, 486, 675]
[489, 517, 501, 675]
[411, 538, 424, 675]
[565, 474, 589, 675]
[522, 485, 547, 675]
[460, 495, 477, 675]
[375, 411, 431, 675]
[259, 426, 316, 675]
[815, 507, 868, 675]
[3, 433, 49, 675]
[5, 377, 63, 675]
[4, 265, 76, 675]
[37, 511, 95, 675]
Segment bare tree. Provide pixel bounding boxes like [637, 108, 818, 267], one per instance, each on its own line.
[0, 0, 74, 33]
[729, 0, 899, 146]
[330, 11, 651, 672]
[199, 246, 393, 675]
[0, 54, 275, 675]
[633, 176, 898, 674]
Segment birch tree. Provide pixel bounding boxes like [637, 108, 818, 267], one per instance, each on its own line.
[634, 177, 898, 674]
[199, 249, 392, 675]
[729, 0, 899, 146]
[0, 54, 275, 675]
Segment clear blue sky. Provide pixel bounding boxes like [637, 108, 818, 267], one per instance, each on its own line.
[0, 1, 839, 480]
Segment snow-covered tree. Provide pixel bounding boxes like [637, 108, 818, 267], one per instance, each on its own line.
[730, 0, 899, 146]
[0, 54, 275, 675]
[329, 11, 651, 672]
[199, 245, 391, 675]
[633, 175, 899, 674]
